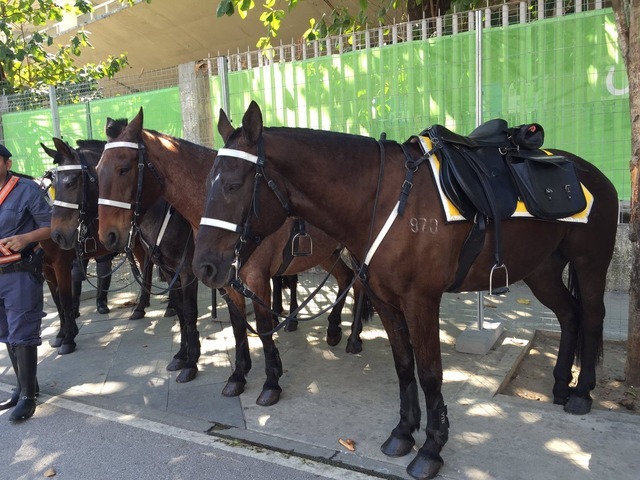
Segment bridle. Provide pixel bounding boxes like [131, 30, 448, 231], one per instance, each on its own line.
[51, 147, 99, 255]
[199, 137, 291, 283]
[97, 141, 164, 253]
[97, 140, 193, 295]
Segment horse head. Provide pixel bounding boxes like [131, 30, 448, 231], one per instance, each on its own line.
[44, 137, 100, 250]
[96, 108, 153, 252]
[193, 101, 288, 288]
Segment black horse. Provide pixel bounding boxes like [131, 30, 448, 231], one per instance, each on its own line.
[45, 135, 201, 382]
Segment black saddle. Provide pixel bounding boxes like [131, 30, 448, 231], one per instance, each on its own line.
[422, 120, 584, 294]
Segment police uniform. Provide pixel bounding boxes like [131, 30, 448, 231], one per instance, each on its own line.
[0, 144, 51, 421]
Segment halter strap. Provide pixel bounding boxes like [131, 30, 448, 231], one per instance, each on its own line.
[200, 217, 242, 233]
[98, 198, 132, 210]
[104, 141, 140, 150]
[217, 148, 259, 164]
[53, 199, 80, 210]
[55, 165, 85, 171]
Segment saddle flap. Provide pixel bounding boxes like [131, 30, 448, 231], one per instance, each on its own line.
[437, 143, 518, 220]
[508, 152, 587, 220]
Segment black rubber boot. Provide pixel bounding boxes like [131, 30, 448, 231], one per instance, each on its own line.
[9, 345, 38, 421]
[96, 275, 111, 314]
[72, 280, 82, 318]
[0, 344, 19, 410]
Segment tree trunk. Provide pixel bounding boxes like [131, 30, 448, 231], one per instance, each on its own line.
[622, 2, 640, 386]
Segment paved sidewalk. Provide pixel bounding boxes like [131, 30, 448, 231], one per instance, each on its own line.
[0, 272, 637, 479]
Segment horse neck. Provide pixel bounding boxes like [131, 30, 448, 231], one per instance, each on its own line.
[266, 131, 381, 258]
[143, 131, 213, 230]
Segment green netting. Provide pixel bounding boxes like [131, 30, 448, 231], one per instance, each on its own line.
[3, 9, 631, 198]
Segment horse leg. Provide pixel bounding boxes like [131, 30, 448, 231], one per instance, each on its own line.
[56, 265, 79, 355]
[566, 262, 608, 415]
[175, 278, 200, 383]
[523, 255, 581, 408]
[375, 303, 421, 459]
[271, 276, 284, 328]
[130, 255, 153, 320]
[251, 279, 283, 406]
[221, 289, 252, 397]
[320, 254, 347, 346]
[283, 274, 299, 332]
[346, 281, 367, 354]
[402, 297, 449, 480]
[167, 303, 188, 374]
[46, 280, 65, 348]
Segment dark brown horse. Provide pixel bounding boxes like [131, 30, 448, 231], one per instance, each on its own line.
[44, 136, 202, 382]
[95, 108, 370, 406]
[41, 141, 154, 322]
[192, 101, 618, 479]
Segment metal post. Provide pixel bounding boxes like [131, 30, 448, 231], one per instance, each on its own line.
[475, 9, 484, 331]
[49, 85, 61, 138]
[217, 56, 230, 118]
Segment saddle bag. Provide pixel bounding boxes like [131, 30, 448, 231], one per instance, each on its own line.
[507, 152, 586, 220]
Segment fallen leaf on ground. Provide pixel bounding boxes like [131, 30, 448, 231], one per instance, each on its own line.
[619, 398, 635, 410]
[516, 298, 531, 305]
[338, 438, 356, 452]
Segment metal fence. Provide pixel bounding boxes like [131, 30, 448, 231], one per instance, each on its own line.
[0, 1, 629, 339]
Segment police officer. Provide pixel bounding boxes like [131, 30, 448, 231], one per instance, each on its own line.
[0, 144, 51, 421]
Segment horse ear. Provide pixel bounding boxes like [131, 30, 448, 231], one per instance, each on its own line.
[218, 109, 234, 142]
[40, 142, 57, 159]
[241, 101, 263, 146]
[128, 107, 144, 138]
[52, 137, 72, 156]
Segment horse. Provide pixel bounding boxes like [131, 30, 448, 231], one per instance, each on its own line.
[41, 142, 155, 322]
[44, 136, 201, 382]
[191, 101, 619, 479]
[94, 108, 371, 406]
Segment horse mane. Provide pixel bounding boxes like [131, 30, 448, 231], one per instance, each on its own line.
[106, 118, 129, 139]
[145, 128, 217, 159]
[76, 139, 106, 151]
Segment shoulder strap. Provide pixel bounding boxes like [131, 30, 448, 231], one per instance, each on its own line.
[0, 175, 19, 206]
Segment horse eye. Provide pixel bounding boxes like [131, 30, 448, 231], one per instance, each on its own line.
[119, 166, 131, 176]
[227, 183, 242, 193]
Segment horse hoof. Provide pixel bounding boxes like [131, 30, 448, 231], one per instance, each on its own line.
[326, 330, 342, 347]
[164, 307, 177, 317]
[222, 381, 245, 397]
[345, 339, 363, 354]
[256, 389, 281, 406]
[285, 321, 298, 332]
[381, 434, 415, 458]
[406, 449, 444, 480]
[129, 310, 145, 320]
[49, 337, 63, 348]
[58, 344, 76, 355]
[176, 368, 197, 383]
[564, 393, 592, 415]
[166, 358, 186, 371]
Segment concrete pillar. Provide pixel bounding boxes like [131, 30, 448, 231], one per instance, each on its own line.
[178, 61, 213, 147]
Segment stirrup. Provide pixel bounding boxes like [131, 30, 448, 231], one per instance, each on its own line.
[489, 263, 509, 296]
[292, 232, 312, 256]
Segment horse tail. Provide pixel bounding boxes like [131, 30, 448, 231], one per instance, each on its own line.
[568, 263, 603, 365]
[353, 291, 374, 325]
